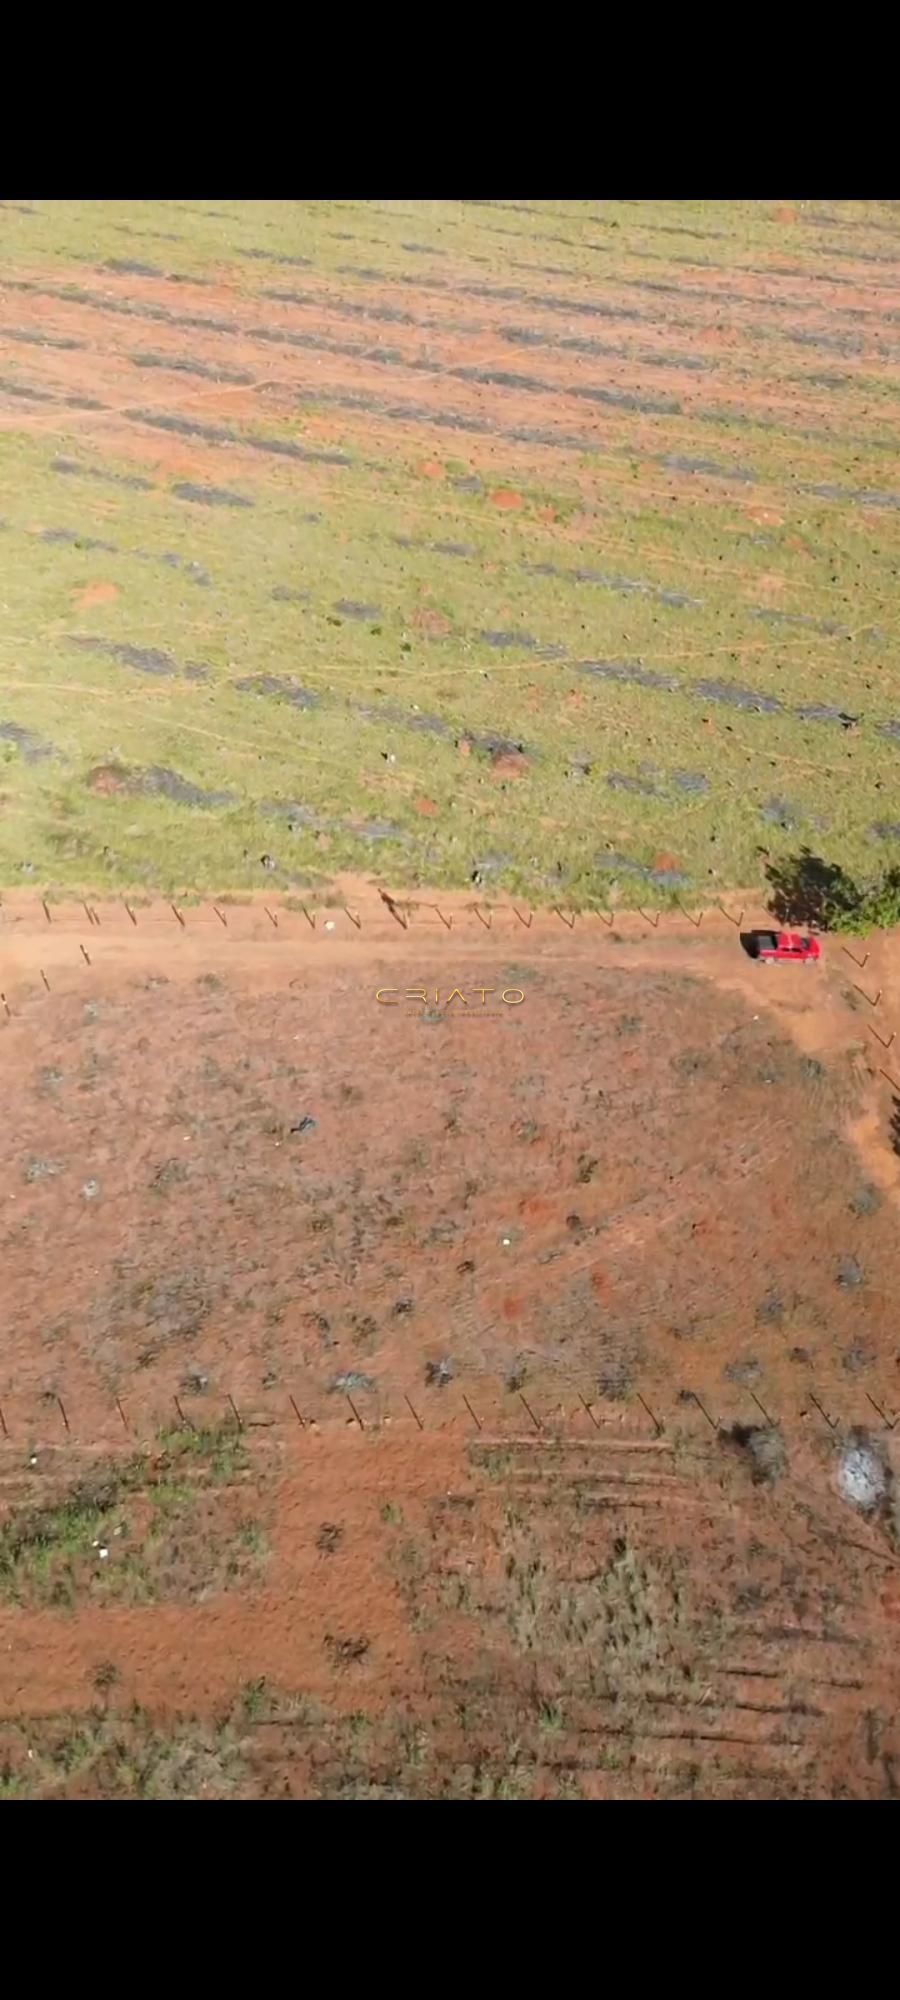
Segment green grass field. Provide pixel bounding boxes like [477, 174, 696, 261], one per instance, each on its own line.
[1, 198, 899, 905]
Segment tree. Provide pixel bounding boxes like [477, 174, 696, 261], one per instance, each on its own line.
[857, 866, 900, 933]
[766, 851, 900, 936]
[765, 848, 864, 930]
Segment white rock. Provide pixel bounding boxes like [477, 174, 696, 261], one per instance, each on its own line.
[838, 1443, 886, 1511]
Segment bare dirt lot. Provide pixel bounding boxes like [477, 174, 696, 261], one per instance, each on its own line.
[2, 885, 900, 1797]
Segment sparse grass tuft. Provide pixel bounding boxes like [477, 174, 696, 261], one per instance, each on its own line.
[0, 1423, 265, 1609]
[537, 1700, 565, 1736]
[241, 1677, 270, 1720]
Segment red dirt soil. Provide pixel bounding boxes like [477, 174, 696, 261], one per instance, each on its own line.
[2, 882, 900, 1796]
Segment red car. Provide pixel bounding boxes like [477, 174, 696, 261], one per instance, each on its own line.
[749, 929, 821, 963]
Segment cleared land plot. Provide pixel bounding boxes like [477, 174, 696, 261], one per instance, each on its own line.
[1, 903, 900, 1799]
[0, 923, 892, 1417]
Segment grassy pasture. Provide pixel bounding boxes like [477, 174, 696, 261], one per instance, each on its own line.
[1, 198, 899, 903]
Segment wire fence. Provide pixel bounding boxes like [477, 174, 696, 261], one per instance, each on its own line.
[3, 891, 900, 1081]
[0, 1367, 896, 1454]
